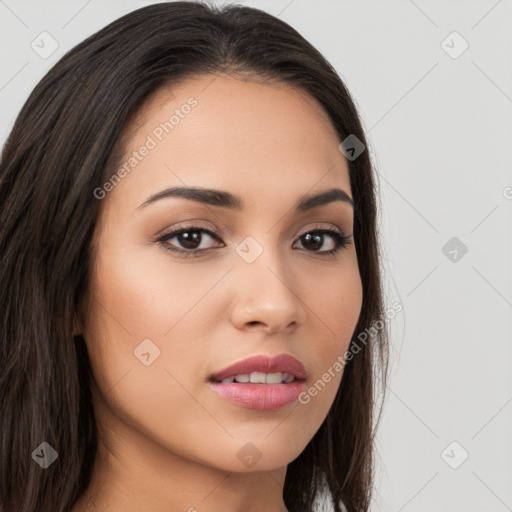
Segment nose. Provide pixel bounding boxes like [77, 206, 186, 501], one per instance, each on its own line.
[229, 246, 306, 334]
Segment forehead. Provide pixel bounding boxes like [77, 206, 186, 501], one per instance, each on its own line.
[105, 73, 351, 213]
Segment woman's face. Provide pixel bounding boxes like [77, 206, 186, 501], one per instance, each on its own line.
[82, 73, 362, 476]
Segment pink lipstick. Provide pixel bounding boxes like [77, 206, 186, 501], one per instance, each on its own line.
[208, 354, 307, 411]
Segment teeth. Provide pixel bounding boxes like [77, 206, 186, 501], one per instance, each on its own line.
[220, 372, 296, 384]
[248, 372, 268, 383]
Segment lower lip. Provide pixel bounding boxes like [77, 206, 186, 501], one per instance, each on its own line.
[209, 380, 306, 411]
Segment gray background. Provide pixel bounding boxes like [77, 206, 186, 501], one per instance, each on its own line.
[1, 1, 511, 510]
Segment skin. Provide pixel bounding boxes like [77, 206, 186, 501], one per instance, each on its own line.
[72, 73, 363, 512]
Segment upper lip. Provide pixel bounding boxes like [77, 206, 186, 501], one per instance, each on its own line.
[210, 353, 307, 382]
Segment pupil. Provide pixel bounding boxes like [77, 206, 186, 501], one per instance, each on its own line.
[179, 231, 201, 249]
[303, 233, 322, 251]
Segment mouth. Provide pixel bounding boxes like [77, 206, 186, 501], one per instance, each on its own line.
[209, 353, 307, 383]
[208, 353, 308, 410]
[210, 372, 303, 384]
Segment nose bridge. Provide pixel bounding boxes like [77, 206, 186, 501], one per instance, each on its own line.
[235, 232, 290, 290]
[230, 232, 305, 330]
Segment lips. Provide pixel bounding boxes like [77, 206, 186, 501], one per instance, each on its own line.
[209, 380, 307, 410]
[209, 353, 307, 383]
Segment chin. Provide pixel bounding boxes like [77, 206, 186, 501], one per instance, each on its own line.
[207, 439, 307, 473]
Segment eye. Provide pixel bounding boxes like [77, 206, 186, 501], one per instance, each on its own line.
[293, 228, 352, 256]
[156, 225, 352, 258]
[157, 225, 224, 257]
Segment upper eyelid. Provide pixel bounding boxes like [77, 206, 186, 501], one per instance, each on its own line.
[157, 222, 346, 237]
[156, 224, 222, 241]
[156, 223, 348, 246]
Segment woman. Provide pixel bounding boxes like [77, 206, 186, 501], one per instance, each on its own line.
[0, 2, 389, 511]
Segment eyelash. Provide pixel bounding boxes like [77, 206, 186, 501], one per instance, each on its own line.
[156, 224, 352, 258]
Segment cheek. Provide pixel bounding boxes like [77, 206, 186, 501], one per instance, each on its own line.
[83, 243, 229, 400]
[306, 251, 363, 353]
[325, 274, 363, 354]
[82, 246, 229, 456]
[298, 258, 363, 415]
[88, 243, 222, 339]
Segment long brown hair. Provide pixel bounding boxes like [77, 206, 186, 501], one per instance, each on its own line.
[0, 2, 389, 511]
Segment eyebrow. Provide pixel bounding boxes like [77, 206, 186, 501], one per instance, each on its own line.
[137, 186, 354, 212]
